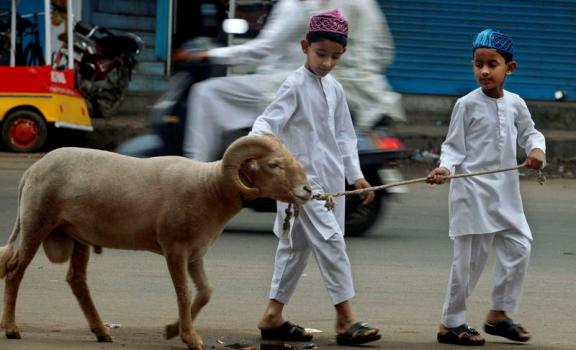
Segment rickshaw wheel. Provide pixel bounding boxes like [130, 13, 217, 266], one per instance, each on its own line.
[2, 110, 48, 153]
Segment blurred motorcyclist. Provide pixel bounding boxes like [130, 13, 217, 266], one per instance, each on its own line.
[180, 0, 311, 161]
[179, 0, 405, 161]
[324, 0, 406, 130]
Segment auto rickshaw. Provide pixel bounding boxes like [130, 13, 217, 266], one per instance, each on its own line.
[0, 0, 92, 152]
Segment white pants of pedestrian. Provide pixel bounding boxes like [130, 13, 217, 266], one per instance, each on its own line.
[441, 229, 531, 328]
[269, 210, 355, 306]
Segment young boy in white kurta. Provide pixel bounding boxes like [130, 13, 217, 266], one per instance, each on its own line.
[250, 9, 381, 346]
[427, 29, 546, 346]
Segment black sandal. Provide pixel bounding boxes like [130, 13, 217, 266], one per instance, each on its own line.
[484, 319, 530, 342]
[260, 321, 313, 341]
[437, 324, 485, 346]
[336, 322, 381, 345]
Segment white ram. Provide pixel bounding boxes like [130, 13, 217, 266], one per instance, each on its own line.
[0, 134, 311, 350]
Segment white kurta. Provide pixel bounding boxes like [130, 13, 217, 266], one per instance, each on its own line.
[251, 66, 364, 240]
[207, 0, 309, 76]
[184, 0, 312, 161]
[439, 88, 546, 239]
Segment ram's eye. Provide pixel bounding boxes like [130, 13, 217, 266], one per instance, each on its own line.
[268, 159, 284, 169]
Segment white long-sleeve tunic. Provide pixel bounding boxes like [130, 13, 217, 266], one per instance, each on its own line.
[439, 88, 546, 239]
[207, 0, 310, 99]
[251, 66, 364, 239]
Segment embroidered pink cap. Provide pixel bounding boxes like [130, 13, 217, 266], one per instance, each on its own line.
[308, 9, 348, 37]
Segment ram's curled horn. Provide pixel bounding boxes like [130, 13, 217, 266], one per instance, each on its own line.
[222, 134, 280, 196]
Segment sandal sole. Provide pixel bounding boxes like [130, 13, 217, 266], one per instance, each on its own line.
[336, 334, 381, 345]
[437, 333, 485, 346]
[484, 324, 530, 342]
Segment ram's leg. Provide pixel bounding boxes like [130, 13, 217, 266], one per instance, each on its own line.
[165, 258, 212, 340]
[1, 237, 42, 339]
[165, 250, 203, 350]
[66, 242, 112, 342]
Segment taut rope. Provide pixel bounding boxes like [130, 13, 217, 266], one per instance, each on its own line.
[312, 163, 545, 211]
[282, 163, 545, 235]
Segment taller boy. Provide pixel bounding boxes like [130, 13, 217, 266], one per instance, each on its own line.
[251, 9, 381, 346]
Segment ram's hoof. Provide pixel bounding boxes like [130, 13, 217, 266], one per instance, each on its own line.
[96, 334, 113, 342]
[165, 323, 179, 340]
[186, 342, 205, 350]
[187, 345, 205, 350]
[183, 330, 204, 350]
[5, 330, 21, 339]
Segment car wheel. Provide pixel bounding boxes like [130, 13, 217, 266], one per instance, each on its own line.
[2, 110, 48, 152]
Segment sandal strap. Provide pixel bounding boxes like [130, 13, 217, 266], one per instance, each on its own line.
[502, 319, 527, 334]
[466, 327, 480, 336]
[343, 322, 376, 338]
[460, 328, 480, 341]
[284, 321, 306, 335]
[450, 324, 481, 339]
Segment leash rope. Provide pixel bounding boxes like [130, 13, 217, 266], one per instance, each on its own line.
[312, 163, 546, 211]
[282, 164, 545, 235]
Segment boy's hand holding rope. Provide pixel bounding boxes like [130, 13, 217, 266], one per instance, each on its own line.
[282, 163, 545, 235]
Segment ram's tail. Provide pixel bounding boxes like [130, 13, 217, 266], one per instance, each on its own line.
[1, 172, 26, 278]
[0, 206, 21, 279]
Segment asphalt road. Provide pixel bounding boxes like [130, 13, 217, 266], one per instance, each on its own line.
[0, 152, 575, 350]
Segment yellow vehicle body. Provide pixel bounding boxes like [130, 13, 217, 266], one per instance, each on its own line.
[0, 92, 92, 131]
[0, 66, 93, 152]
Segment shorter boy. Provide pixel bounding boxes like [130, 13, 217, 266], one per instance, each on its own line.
[250, 9, 381, 346]
[427, 29, 546, 346]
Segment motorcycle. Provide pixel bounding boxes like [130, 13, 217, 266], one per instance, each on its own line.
[116, 38, 407, 237]
[52, 21, 144, 117]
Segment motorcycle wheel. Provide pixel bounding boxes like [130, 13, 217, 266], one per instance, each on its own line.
[96, 64, 130, 117]
[344, 173, 385, 237]
[1, 110, 48, 152]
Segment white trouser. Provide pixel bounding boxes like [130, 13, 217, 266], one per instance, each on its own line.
[441, 230, 531, 328]
[269, 210, 355, 306]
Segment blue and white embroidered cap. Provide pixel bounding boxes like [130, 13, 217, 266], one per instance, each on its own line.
[472, 29, 513, 55]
